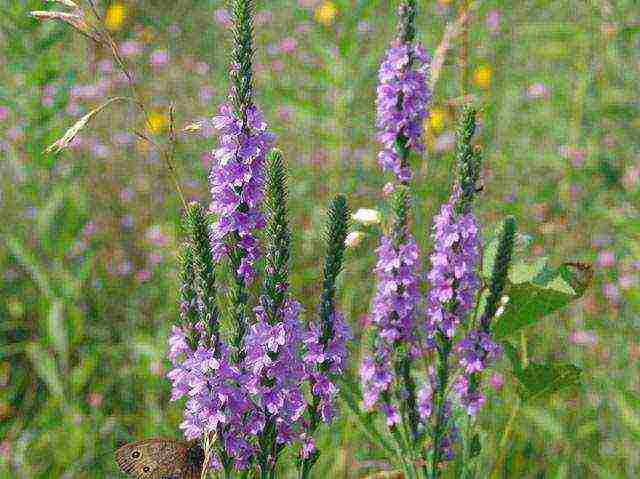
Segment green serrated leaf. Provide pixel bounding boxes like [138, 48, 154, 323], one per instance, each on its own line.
[492, 259, 592, 338]
[501, 341, 522, 375]
[515, 362, 581, 402]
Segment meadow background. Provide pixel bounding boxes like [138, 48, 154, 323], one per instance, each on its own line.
[1, 0, 639, 477]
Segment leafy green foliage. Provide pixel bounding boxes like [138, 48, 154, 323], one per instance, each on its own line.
[515, 362, 582, 402]
[492, 258, 593, 339]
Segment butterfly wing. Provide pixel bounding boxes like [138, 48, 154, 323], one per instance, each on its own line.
[116, 439, 199, 479]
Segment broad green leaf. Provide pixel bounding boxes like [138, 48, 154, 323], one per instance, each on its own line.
[515, 362, 581, 402]
[501, 341, 522, 375]
[492, 259, 592, 338]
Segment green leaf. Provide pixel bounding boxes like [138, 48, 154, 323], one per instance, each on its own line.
[492, 259, 592, 339]
[501, 340, 522, 375]
[515, 362, 581, 402]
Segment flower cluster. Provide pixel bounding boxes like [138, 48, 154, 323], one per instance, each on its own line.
[359, 233, 421, 420]
[376, 40, 431, 181]
[167, 326, 255, 469]
[244, 299, 307, 444]
[303, 311, 351, 426]
[425, 190, 481, 340]
[454, 331, 503, 416]
[209, 103, 275, 284]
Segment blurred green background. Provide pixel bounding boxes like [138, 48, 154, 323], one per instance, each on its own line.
[1, 0, 639, 477]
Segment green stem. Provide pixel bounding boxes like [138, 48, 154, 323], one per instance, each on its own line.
[489, 401, 519, 478]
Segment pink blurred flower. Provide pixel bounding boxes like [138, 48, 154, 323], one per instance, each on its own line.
[489, 372, 504, 390]
[623, 165, 640, 191]
[526, 82, 550, 100]
[255, 10, 273, 25]
[0, 441, 11, 462]
[199, 86, 215, 104]
[136, 270, 152, 282]
[597, 250, 616, 268]
[280, 37, 298, 54]
[569, 330, 598, 346]
[619, 274, 637, 290]
[382, 182, 395, 197]
[0, 106, 10, 121]
[434, 131, 456, 153]
[87, 392, 104, 408]
[486, 10, 501, 34]
[149, 49, 169, 68]
[195, 61, 210, 75]
[120, 40, 142, 58]
[299, 0, 321, 7]
[213, 8, 232, 28]
[603, 283, 620, 303]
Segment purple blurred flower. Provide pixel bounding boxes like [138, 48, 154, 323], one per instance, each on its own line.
[376, 40, 431, 181]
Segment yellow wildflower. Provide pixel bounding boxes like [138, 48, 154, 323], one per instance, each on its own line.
[473, 65, 493, 90]
[105, 2, 126, 31]
[147, 111, 168, 134]
[315, 2, 337, 26]
[427, 107, 446, 133]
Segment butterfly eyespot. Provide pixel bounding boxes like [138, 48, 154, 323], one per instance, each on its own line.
[131, 451, 141, 458]
[143, 466, 151, 473]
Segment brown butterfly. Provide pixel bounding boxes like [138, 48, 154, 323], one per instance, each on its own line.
[116, 438, 204, 479]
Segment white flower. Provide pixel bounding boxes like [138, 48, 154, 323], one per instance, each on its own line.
[345, 231, 365, 248]
[352, 208, 381, 226]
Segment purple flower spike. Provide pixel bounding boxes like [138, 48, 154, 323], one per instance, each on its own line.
[209, 103, 275, 284]
[455, 331, 503, 416]
[303, 311, 351, 424]
[359, 233, 422, 422]
[426, 190, 481, 340]
[376, 40, 431, 181]
[244, 299, 308, 444]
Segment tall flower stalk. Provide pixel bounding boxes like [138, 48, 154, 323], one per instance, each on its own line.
[299, 195, 351, 479]
[247, 150, 306, 478]
[360, 1, 431, 473]
[424, 106, 483, 478]
[209, 0, 274, 364]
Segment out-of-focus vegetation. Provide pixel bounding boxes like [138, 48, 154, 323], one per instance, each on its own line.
[1, 0, 638, 477]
